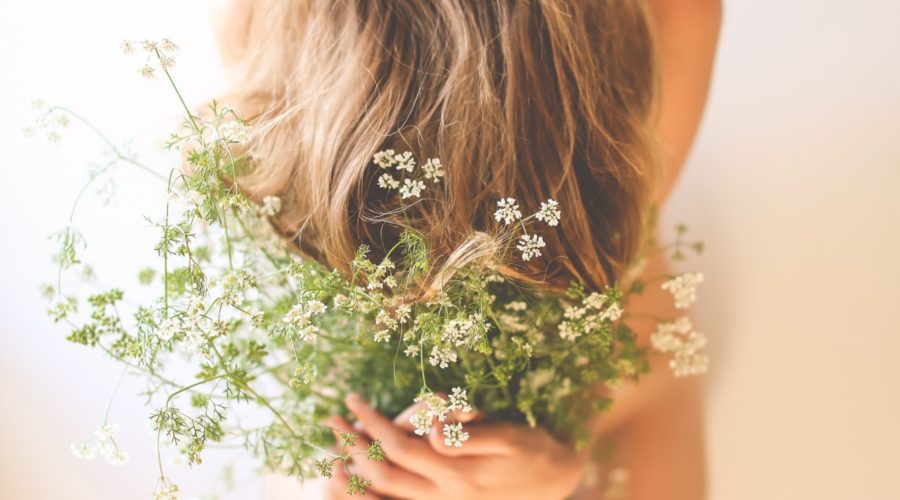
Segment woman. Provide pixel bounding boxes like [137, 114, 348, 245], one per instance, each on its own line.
[211, 1, 720, 498]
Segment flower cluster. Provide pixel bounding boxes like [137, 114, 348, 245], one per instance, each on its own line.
[22, 100, 69, 142]
[121, 38, 178, 79]
[661, 272, 704, 309]
[282, 299, 327, 341]
[408, 388, 473, 447]
[558, 291, 624, 343]
[494, 198, 522, 225]
[70, 422, 129, 465]
[650, 317, 709, 377]
[39, 41, 709, 498]
[373, 149, 444, 199]
[492, 197, 561, 261]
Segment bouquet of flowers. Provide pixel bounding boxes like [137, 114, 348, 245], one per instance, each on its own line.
[34, 41, 708, 498]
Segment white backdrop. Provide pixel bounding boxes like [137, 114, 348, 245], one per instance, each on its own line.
[1, 1, 898, 499]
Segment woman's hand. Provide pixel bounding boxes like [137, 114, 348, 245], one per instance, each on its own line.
[325, 393, 586, 500]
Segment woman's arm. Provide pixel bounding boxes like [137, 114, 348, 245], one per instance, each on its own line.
[576, 253, 707, 500]
[647, 0, 722, 201]
[576, 3, 721, 497]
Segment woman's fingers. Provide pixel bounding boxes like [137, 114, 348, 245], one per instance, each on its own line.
[345, 393, 446, 476]
[427, 422, 517, 457]
[329, 415, 436, 499]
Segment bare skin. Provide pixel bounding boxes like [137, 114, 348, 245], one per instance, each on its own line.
[212, 1, 721, 498]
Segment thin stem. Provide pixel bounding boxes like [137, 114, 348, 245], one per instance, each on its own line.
[163, 169, 175, 318]
[227, 376, 336, 457]
[49, 106, 167, 182]
[156, 50, 200, 135]
[102, 367, 129, 424]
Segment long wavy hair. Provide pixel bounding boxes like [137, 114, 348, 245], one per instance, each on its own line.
[220, 0, 659, 293]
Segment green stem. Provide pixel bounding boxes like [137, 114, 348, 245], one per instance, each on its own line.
[49, 106, 166, 182]
[163, 169, 175, 318]
[227, 376, 336, 457]
[157, 50, 201, 135]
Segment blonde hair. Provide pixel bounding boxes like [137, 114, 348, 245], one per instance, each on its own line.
[223, 0, 658, 292]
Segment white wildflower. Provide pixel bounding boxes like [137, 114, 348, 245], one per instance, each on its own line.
[246, 308, 265, 327]
[183, 328, 207, 352]
[395, 304, 412, 324]
[95, 423, 119, 441]
[415, 392, 450, 421]
[564, 306, 586, 320]
[422, 158, 444, 182]
[447, 387, 473, 413]
[517, 234, 546, 261]
[298, 324, 319, 341]
[218, 120, 250, 145]
[504, 301, 528, 311]
[493, 198, 522, 225]
[404, 344, 420, 357]
[284, 300, 325, 323]
[377, 173, 400, 189]
[671, 351, 710, 377]
[153, 481, 180, 500]
[584, 292, 606, 310]
[661, 272, 704, 309]
[399, 178, 426, 199]
[373, 149, 397, 168]
[282, 303, 307, 324]
[168, 189, 203, 209]
[394, 151, 416, 172]
[70, 442, 96, 460]
[535, 199, 561, 226]
[428, 346, 458, 369]
[375, 309, 398, 330]
[442, 318, 474, 346]
[443, 423, 469, 448]
[157, 318, 180, 341]
[158, 55, 175, 70]
[185, 294, 207, 322]
[139, 65, 156, 79]
[159, 38, 178, 52]
[486, 273, 505, 283]
[120, 40, 135, 54]
[306, 300, 327, 316]
[373, 330, 391, 342]
[260, 195, 282, 217]
[651, 317, 693, 352]
[106, 448, 129, 465]
[600, 302, 624, 322]
[93, 423, 129, 465]
[650, 317, 709, 377]
[559, 321, 580, 342]
[409, 409, 432, 436]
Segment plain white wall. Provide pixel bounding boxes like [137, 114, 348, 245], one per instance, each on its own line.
[1, 1, 898, 499]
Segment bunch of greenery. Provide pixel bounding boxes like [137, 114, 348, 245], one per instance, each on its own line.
[34, 41, 707, 498]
